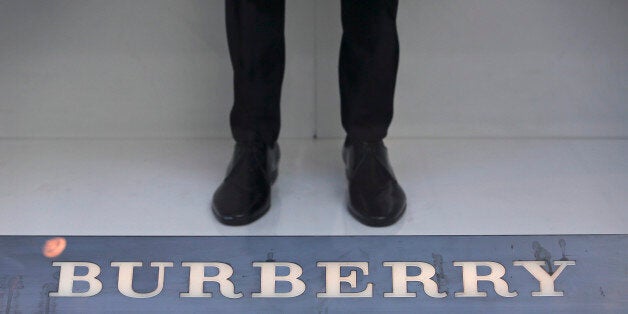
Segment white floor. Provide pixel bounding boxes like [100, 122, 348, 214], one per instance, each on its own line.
[0, 138, 626, 236]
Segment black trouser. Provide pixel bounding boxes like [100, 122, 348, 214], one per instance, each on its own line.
[226, 0, 399, 145]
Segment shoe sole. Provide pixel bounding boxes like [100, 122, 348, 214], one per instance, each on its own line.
[347, 201, 406, 227]
[211, 169, 278, 226]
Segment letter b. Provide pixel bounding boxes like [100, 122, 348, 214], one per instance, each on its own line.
[252, 262, 306, 298]
[49, 262, 103, 297]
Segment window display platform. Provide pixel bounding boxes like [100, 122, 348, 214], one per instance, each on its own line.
[0, 138, 626, 235]
[0, 235, 625, 313]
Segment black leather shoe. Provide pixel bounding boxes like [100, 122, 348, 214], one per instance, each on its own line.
[342, 139, 406, 227]
[212, 142, 279, 226]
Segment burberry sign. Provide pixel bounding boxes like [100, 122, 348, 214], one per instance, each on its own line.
[0, 235, 624, 312]
[50, 260, 575, 299]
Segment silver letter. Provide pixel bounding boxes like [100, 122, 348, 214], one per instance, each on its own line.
[252, 262, 306, 298]
[180, 262, 242, 299]
[383, 262, 447, 298]
[317, 262, 373, 298]
[111, 262, 173, 298]
[514, 260, 575, 296]
[453, 261, 517, 298]
[49, 262, 102, 297]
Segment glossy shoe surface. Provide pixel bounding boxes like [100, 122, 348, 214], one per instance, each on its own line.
[212, 142, 279, 226]
[343, 139, 406, 227]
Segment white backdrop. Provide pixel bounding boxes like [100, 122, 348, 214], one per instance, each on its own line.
[1, 0, 627, 139]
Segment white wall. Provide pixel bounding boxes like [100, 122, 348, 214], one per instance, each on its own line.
[0, 0, 315, 138]
[317, 0, 628, 138]
[1, 0, 627, 139]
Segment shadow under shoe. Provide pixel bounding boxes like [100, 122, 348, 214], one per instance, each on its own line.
[343, 140, 406, 227]
[212, 142, 279, 226]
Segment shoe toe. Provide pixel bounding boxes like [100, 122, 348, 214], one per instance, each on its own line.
[348, 182, 406, 227]
[212, 182, 270, 225]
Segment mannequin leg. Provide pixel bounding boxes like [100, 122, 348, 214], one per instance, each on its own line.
[225, 0, 286, 145]
[213, 0, 285, 226]
[339, 1, 406, 227]
[339, 0, 400, 142]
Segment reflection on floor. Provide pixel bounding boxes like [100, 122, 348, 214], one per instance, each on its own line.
[0, 138, 626, 235]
